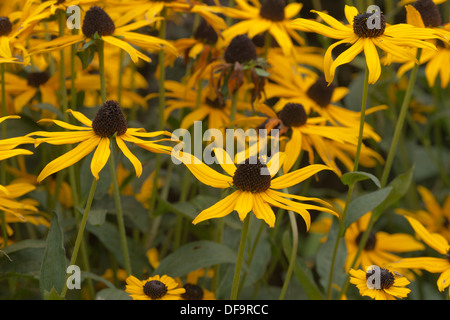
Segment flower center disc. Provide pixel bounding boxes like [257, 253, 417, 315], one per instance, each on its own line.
[27, 71, 50, 87]
[278, 103, 308, 127]
[181, 283, 204, 300]
[92, 100, 128, 137]
[232, 157, 271, 193]
[193, 18, 218, 44]
[0, 17, 12, 36]
[224, 34, 257, 64]
[306, 77, 335, 108]
[353, 12, 386, 38]
[366, 268, 395, 290]
[413, 0, 442, 28]
[259, 0, 286, 22]
[143, 280, 168, 299]
[356, 231, 377, 251]
[82, 6, 116, 38]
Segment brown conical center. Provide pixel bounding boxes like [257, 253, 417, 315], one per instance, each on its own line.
[413, 0, 442, 28]
[232, 157, 271, 193]
[181, 283, 204, 300]
[0, 17, 12, 36]
[278, 103, 308, 127]
[306, 77, 336, 108]
[143, 280, 168, 299]
[353, 12, 386, 38]
[82, 6, 115, 38]
[259, 0, 286, 22]
[91, 100, 128, 137]
[224, 34, 257, 64]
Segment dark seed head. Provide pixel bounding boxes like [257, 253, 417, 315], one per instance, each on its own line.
[413, 0, 442, 28]
[181, 283, 204, 300]
[193, 18, 218, 44]
[353, 12, 386, 38]
[232, 157, 271, 193]
[306, 77, 336, 108]
[278, 103, 308, 127]
[224, 34, 257, 64]
[259, 0, 286, 22]
[92, 100, 128, 137]
[27, 71, 50, 87]
[0, 17, 12, 36]
[356, 231, 377, 251]
[143, 280, 168, 300]
[366, 267, 395, 290]
[82, 6, 115, 38]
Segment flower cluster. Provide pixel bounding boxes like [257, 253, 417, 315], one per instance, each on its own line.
[0, 0, 449, 303]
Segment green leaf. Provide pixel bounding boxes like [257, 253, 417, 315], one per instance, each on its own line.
[153, 240, 237, 278]
[43, 287, 65, 300]
[39, 212, 67, 298]
[0, 240, 46, 277]
[344, 186, 393, 230]
[373, 166, 414, 220]
[96, 288, 132, 300]
[341, 171, 381, 188]
[282, 231, 323, 300]
[87, 209, 108, 226]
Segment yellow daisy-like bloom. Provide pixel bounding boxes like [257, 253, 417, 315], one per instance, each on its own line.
[0, 181, 49, 247]
[125, 274, 186, 300]
[29, 100, 172, 183]
[349, 265, 411, 300]
[0, 116, 35, 160]
[291, 5, 442, 84]
[221, 0, 304, 56]
[344, 212, 425, 272]
[28, 6, 178, 64]
[174, 147, 338, 229]
[386, 5, 450, 88]
[396, 186, 450, 242]
[389, 216, 450, 292]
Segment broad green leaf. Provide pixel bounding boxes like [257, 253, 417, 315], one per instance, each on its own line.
[39, 212, 67, 297]
[96, 288, 132, 300]
[153, 240, 237, 278]
[282, 231, 323, 300]
[43, 287, 65, 300]
[0, 240, 46, 277]
[341, 171, 381, 188]
[344, 186, 393, 230]
[315, 217, 347, 299]
[87, 209, 108, 226]
[373, 166, 414, 220]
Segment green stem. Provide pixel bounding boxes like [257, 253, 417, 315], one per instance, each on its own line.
[380, 48, 422, 187]
[61, 177, 98, 298]
[230, 214, 250, 300]
[338, 49, 423, 300]
[353, 65, 370, 172]
[96, 39, 107, 104]
[279, 210, 298, 300]
[57, 10, 68, 121]
[326, 65, 369, 299]
[109, 143, 132, 275]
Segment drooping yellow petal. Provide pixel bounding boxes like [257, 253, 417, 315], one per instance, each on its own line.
[271, 164, 335, 189]
[404, 216, 450, 255]
[37, 119, 92, 131]
[102, 35, 150, 64]
[37, 135, 101, 182]
[116, 136, 143, 178]
[67, 109, 93, 127]
[329, 37, 364, 83]
[363, 39, 382, 84]
[192, 191, 241, 224]
[90, 137, 111, 180]
[282, 127, 302, 173]
[234, 191, 254, 221]
[252, 193, 275, 227]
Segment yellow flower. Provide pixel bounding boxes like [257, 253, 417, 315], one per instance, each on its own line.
[389, 216, 450, 292]
[174, 147, 338, 228]
[29, 100, 173, 182]
[396, 186, 450, 243]
[28, 6, 178, 64]
[221, 0, 305, 56]
[349, 265, 411, 300]
[125, 274, 186, 300]
[291, 5, 443, 84]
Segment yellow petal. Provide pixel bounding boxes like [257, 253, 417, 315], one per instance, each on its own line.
[67, 109, 93, 127]
[363, 39, 382, 84]
[234, 191, 253, 221]
[37, 135, 100, 182]
[252, 193, 275, 227]
[282, 127, 302, 173]
[116, 136, 143, 178]
[213, 147, 237, 177]
[192, 191, 240, 224]
[271, 164, 335, 189]
[91, 137, 111, 180]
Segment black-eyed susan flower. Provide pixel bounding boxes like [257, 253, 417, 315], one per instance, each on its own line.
[255, 102, 361, 174]
[386, 4, 450, 88]
[390, 216, 450, 292]
[174, 147, 338, 228]
[29, 100, 173, 183]
[396, 186, 450, 242]
[221, 0, 305, 56]
[28, 6, 178, 64]
[349, 265, 411, 300]
[125, 274, 186, 300]
[291, 5, 443, 84]
[344, 212, 425, 272]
